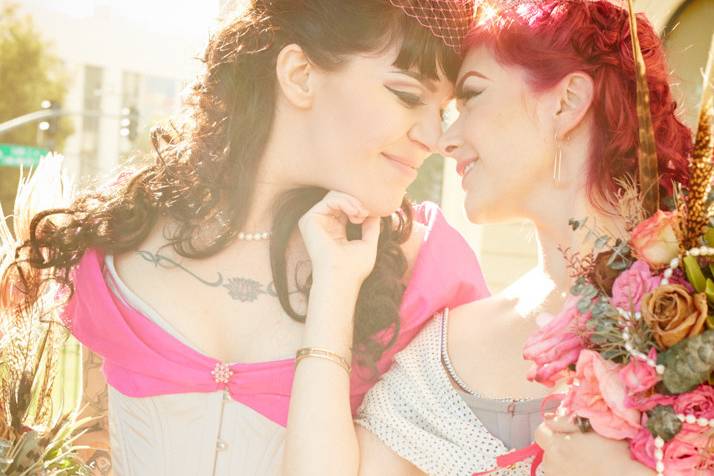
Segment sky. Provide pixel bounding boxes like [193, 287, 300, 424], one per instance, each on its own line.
[19, 0, 221, 38]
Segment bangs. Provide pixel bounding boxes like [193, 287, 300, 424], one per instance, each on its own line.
[390, 13, 463, 83]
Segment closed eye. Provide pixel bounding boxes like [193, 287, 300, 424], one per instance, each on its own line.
[456, 87, 483, 103]
[385, 86, 426, 108]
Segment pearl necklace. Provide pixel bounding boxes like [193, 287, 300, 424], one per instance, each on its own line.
[237, 231, 271, 241]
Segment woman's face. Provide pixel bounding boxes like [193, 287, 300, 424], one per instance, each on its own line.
[438, 46, 557, 224]
[305, 45, 454, 216]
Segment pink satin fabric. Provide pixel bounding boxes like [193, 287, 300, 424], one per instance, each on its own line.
[62, 202, 489, 427]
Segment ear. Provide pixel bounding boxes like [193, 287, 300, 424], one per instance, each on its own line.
[553, 72, 594, 139]
[275, 44, 315, 109]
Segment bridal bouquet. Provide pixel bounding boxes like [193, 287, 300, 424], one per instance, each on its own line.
[524, 4, 714, 476]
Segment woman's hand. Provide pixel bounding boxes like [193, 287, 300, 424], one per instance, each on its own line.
[298, 191, 381, 284]
[535, 415, 654, 476]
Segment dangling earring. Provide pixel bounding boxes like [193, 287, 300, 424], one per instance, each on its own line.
[553, 136, 562, 185]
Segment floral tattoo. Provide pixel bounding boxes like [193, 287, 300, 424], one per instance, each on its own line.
[136, 249, 301, 302]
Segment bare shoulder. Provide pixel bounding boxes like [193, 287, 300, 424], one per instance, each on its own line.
[447, 295, 514, 328]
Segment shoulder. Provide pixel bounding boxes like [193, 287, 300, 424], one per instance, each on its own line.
[447, 295, 513, 321]
[400, 201, 490, 300]
[400, 201, 473, 278]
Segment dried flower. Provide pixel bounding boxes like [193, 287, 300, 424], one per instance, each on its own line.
[642, 285, 707, 349]
[589, 250, 620, 295]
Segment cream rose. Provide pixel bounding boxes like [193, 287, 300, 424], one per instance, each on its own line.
[630, 210, 680, 267]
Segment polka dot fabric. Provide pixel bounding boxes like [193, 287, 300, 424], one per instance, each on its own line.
[356, 313, 541, 476]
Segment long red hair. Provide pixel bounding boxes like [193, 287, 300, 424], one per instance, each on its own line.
[467, 0, 691, 207]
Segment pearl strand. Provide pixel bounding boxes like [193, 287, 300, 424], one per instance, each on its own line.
[617, 307, 665, 375]
[237, 231, 272, 241]
[654, 436, 665, 476]
[659, 255, 680, 286]
[625, 248, 714, 476]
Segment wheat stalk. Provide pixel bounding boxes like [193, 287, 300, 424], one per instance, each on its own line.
[681, 34, 714, 250]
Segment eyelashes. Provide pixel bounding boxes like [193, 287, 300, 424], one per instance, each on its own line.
[384, 85, 426, 108]
[456, 88, 483, 103]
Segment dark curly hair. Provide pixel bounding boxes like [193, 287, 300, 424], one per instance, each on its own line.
[1, 0, 464, 369]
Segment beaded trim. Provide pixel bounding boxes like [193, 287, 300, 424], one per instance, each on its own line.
[439, 309, 533, 403]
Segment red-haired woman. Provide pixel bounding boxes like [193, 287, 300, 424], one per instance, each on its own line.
[288, 1, 690, 474]
[1, 1, 488, 474]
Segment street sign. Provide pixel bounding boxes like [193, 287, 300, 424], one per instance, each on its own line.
[0, 144, 49, 167]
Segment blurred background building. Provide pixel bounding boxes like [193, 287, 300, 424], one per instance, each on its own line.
[0, 0, 712, 292]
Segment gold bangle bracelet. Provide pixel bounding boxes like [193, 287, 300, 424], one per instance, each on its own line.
[295, 347, 351, 374]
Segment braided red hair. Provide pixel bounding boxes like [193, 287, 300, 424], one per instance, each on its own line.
[466, 0, 691, 207]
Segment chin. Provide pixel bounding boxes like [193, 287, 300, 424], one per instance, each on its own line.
[364, 194, 405, 217]
[464, 194, 503, 224]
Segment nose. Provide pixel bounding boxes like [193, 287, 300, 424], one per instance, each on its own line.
[437, 119, 464, 158]
[407, 107, 444, 154]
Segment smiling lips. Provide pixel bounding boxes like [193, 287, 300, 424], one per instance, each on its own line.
[456, 159, 478, 177]
[382, 153, 420, 175]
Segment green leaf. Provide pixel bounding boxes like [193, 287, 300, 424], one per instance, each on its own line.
[706, 279, 714, 304]
[594, 235, 609, 251]
[705, 227, 714, 247]
[582, 285, 598, 299]
[684, 255, 707, 293]
[660, 329, 714, 393]
[577, 297, 593, 313]
[609, 259, 629, 271]
[646, 405, 682, 441]
[569, 218, 585, 231]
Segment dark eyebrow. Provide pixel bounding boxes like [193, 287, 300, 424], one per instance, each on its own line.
[455, 70, 491, 95]
[391, 69, 437, 93]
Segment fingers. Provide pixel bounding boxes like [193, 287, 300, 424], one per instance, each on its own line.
[544, 412, 580, 434]
[361, 216, 381, 244]
[317, 191, 370, 225]
[534, 422, 554, 451]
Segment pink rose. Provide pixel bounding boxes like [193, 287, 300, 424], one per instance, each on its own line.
[631, 425, 714, 476]
[619, 348, 660, 397]
[630, 210, 680, 268]
[611, 260, 660, 311]
[523, 297, 589, 387]
[672, 385, 714, 419]
[630, 427, 657, 469]
[634, 393, 677, 413]
[665, 426, 714, 475]
[564, 350, 642, 439]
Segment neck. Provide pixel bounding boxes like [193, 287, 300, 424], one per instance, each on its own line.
[240, 107, 313, 233]
[505, 145, 625, 317]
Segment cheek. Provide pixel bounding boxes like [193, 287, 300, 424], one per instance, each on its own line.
[310, 84, 413, 214]
[318, 85, 405, 166]
[461, 105, 548, 220]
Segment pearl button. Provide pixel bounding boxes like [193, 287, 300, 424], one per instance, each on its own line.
[216, 440, 228, 451]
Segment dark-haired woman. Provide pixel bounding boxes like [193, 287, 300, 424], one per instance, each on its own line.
[287, 1, 690, 474]
[1, 1, 487, 474]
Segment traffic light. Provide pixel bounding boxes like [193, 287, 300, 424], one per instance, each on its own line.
[38, 100, 59, 134]
[38, 100, 60, 149]
[120, 106, 139, 141]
